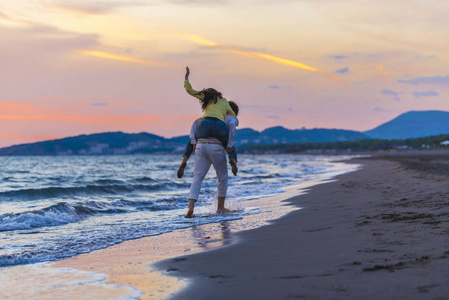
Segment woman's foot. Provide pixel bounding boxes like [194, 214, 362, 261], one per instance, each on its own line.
[177, 162, 187, 178]
[229, 159, 238, 176]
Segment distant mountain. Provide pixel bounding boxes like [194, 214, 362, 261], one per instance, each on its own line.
[1, 110, 449, 155]
[236, 126, 368, 145]
[0, 127, 369, 156]
[364, 110, 449, 139]
[0, 132, 175, 156]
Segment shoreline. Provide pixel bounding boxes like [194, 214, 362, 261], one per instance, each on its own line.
[158, 154, 449, 299]
[2, 158, 357, 299]
[52, 177, 348, 299]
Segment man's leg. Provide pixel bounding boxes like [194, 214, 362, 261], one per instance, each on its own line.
[217, 196, 231, 212]
[186, 145, 211, 218]
[209, 144, 231, 213]
[186, 198, 196, 218]
[196, 119, 239, 176]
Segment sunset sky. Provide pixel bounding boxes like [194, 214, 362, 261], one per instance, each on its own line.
[1, 0, 448, 147]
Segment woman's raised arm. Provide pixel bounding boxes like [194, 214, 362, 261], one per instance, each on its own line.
[185, 66, 190, 81]
[184, 66, 203, 100]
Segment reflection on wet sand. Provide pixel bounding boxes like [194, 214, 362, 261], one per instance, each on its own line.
[190, 221, 233, 251]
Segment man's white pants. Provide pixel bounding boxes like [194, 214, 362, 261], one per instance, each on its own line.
[188, 143, 228, 201]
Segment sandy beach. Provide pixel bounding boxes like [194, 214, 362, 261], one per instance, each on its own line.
[158, 153, 449, 299]
[4, 153, 449, 299]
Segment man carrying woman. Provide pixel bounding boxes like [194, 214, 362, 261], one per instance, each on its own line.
[180, 67, 239, 218]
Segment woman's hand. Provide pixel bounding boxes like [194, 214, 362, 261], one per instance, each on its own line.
[185, 66, 190, 80]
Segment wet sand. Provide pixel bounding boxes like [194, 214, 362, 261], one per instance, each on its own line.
[158, 153, 449, 299]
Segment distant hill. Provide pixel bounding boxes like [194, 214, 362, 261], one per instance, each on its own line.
[1, 110, 449, 155]
[364, 110, 449, 139]
[253, 127, 368, 144]
[0, 132, 173, 156]
[0, 127, 369, 156]
[232, 126, 368, 145]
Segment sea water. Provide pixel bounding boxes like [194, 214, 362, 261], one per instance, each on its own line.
[0, 154, 357, 268]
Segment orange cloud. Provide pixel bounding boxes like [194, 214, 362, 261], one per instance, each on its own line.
[0, 114, 168, 143]
[0, 113, 196, 147]
[378, 65, 391, 79]
[0, 113, 158, 120]
[183, 34, 343, 83]
[0, 101, 37, 113]
[0, 11, 31, 26]
[80, 50, 170, 67]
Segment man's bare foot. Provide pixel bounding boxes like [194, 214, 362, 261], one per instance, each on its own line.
[229, 159, 238, 176]
[185, 208, 194, 218]
[185, 199, 196, 218]
[177, 162, 187, 178]
[216, 208, 235, 213]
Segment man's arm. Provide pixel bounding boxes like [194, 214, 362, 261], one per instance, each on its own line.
[226, 116, 239, 149]
[189, 118, 201, 144]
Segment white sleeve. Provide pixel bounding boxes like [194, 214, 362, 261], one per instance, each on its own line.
[189, 118, 201, 144]
[227, 117, 238, 148]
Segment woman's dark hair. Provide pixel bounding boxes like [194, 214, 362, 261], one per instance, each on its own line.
[228, 101, 239, 117]
[197, 88, 222, 111]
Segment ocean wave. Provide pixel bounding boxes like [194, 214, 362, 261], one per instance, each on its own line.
[0, 206, 256, 267]
[4, 170, 30, 174]
[0, 181, 190, 201]
[0, 202, 86, 232]
[1, 177, 15, 182]
[241, 168, 267, 175]
[250, 173, 282, 179]
[93, 179, 125, 185]
[134, 176, 156, 183]
[0, 198, 184, 232]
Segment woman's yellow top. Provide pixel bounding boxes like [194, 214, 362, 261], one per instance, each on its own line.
[184, 80, 236, 121]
